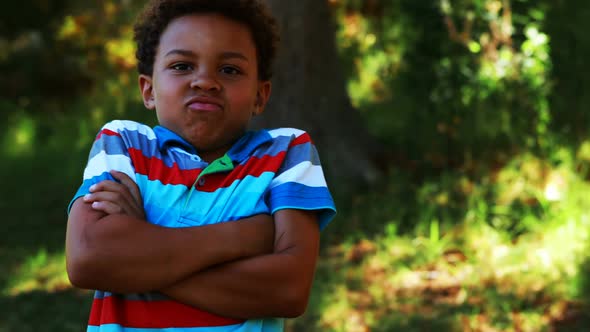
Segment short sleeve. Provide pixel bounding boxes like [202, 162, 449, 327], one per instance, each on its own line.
[267, 130, 336, 230]
[67, 121, 136, 213]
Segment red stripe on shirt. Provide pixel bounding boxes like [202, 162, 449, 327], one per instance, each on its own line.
[88, 296, 245, 328]
[128, 148, 202, 187]
[127, 147, 287, 190]
[288, 132, 312, 147]
[96, 129, 121, 141]
[198, 151, 286, 192]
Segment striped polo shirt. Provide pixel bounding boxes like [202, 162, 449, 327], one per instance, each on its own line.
[70, 120, 336, 332]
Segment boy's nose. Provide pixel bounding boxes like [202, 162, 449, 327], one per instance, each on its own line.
[190, 73, 221, 92]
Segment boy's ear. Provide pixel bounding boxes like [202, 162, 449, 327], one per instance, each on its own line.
[139, 74, 156, 110]
[253, 80, 272, 116]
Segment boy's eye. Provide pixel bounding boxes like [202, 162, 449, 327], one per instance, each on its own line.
[171, 63, 192, 71]
[220, 66, 241, 75]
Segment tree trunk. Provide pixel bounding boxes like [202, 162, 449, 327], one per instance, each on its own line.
[256, 0, 381, 193]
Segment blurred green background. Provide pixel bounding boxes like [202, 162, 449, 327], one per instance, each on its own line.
[1, 0, 590, 331]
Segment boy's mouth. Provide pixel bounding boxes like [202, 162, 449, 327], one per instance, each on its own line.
[186, 96, 223, 112]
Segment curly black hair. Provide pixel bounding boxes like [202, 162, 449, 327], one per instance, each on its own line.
[133, 0, 280, 80]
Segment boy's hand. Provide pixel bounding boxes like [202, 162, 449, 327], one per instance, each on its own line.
[83, 170, 145, 220]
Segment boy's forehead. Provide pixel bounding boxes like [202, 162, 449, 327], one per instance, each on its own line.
[160, 14, 255, 50]
[153, 13, 258, 65]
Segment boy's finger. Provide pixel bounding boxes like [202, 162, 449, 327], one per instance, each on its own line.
[110, 170, 142, 205]
[87, 193, 139, 217]
[84, 191, 131, 210]
[89, 180, 137, 206]
[89, 180, 126, 193]
[89, 182, 134, 206]
[88, 196, 144, 219]
[85, 189, 144, 219]
[91, 201, 125, 215]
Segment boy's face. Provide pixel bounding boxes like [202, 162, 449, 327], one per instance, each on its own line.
[139, 14, 271, 162]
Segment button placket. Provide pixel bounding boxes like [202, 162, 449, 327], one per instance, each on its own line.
[182, 153, 234, 212]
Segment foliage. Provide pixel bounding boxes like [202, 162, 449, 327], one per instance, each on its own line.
[0, 0, 142, 106]
[294, 148, 590, 331]
[545, 0, 590, 140]
[332, 0, 553, 164]
[4, 249, 69, 296]
[308, 0, 590, 330]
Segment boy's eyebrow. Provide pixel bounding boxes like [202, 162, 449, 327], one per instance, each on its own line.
[164, 49, 250, 62]
[219, 51, 250, 62]
[164, 49, 196, 58]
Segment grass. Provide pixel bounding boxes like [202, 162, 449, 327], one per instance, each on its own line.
[291, 218, 590, 331]
[0, 147, 92, 331]
[289, 149, 590, 332]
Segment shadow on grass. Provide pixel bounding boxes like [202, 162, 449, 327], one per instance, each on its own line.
[0, 149, 90, 331]
[290, 306, 457, 332]
[0, 289, 91, 332]
[373, 314, 457, 332]
[553, 258, 590, 332]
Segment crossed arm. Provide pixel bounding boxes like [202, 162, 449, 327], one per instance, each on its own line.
[66, 171, 320, 318]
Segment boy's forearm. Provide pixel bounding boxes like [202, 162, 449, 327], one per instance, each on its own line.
[69, 215, 238, 292]
[66, 199, 274, 293]
[161, 251, 316, 319]
[160, 209, 320, 319]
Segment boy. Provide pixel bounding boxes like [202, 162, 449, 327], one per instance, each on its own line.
[65, 0, 336, 331]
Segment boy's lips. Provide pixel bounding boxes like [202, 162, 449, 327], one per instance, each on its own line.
[186, 96, 223, 112]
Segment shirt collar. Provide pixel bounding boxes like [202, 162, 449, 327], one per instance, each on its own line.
[153, 126, 198, 154]
[153, 125, 272, 163]
[227, 130, 272, 163]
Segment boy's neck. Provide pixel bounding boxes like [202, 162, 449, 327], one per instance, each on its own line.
[197, 135, 242, 164]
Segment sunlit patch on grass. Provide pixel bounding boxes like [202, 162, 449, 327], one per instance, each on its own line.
[4, 249, 72, 296]
[3, 111, 36, 157]
[313, 173, 590, 331]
